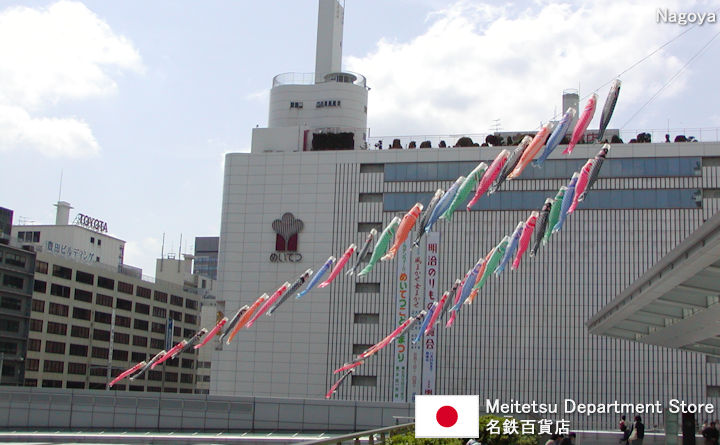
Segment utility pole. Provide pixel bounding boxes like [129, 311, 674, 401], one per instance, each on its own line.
[106, 309, 116, 390]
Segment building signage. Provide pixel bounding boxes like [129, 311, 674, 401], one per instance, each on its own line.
[407, 237, 425, 401]
[422, 232, 439, 395]
[270, 213, 304, 263]
[74, 213, 108, 233]
[393, 240, 410, 402]
[46, 241, 95, 263]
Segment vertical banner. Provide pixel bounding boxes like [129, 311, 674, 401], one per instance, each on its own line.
[422, 232, 439, 395]
[392, 241, 410, 402]
[407, 237, 425, 401]
[165, 318, 174, 350]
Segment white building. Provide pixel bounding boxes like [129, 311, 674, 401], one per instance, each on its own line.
[211, 0, 720, 431]
[11, 201, 126, 270]
[251, 0, 368, 154]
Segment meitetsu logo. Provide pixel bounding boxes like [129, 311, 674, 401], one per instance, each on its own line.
[270, 212, 303, 263]
[657, 8, 717, 26]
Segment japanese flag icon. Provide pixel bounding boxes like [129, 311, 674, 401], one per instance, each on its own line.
[415, 395, 479, 438]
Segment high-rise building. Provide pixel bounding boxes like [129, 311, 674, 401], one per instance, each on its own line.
[0, 207, 35, 386]
[211, 0, 720, 431]
[7, 201, 211, 392]
[193, 236, 219, 281]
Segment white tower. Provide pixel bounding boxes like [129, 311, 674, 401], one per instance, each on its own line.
[315, 0, 344, 83]
[251, 0, 369, 153]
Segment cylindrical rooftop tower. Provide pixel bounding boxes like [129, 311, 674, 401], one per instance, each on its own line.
[54, 200, 72, 225]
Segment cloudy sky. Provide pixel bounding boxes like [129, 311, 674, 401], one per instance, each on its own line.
[1, 0, 718, 276]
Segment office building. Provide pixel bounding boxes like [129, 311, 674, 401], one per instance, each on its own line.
[194, 236, 219, 281]
[211, 0, 720, 430]
[0, 207, 35, 386]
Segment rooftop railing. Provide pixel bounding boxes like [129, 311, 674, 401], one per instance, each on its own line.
[272, 71, 367, 88]
[366, 127, 720, 150]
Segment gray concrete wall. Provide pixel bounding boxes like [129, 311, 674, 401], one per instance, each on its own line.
[0, 386, 412, 432]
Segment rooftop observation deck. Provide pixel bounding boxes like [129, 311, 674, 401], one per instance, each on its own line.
[272, 71, 367, 88]
[365, 127, 720, 150]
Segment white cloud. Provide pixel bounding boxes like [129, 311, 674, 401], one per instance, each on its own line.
[0, 1, 143, 157]
[347, 0, 690, 137]
[123, 236, 162, 276]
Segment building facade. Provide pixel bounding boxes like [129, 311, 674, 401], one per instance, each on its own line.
[212, 142, 720, 429]
[0, 236, 35, 386]
[24, 250, 204, 392]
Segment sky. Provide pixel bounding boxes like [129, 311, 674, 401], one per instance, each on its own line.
[0, 0, 718, 277]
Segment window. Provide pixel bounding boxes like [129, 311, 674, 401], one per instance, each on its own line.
[1, 296, 22, 310]
[290, 101, 303, 109]
[115, 332, 130, 344]
[97, 239, 101, 246]
[351, 375, 377, 387]
[353, 344, 375, 355]
[27, 339, 41, 352]
[33, 280, 47, 293]
[31, 299, 44, 312]
[148, 370, 162, 381]
[96, 293, 113, 307]
[136, 286, 151, 299]
[97, 276, 114, 290]
[118, 281, 133, 295]
[43, 360, 64, 373]
[1, 318, 21, 332]
[45, 341, 66, 354]
[115, 315, 131, 328]
[165, 372, 178, 382]
[358, 222, 383, 233]
[50, 283, 70, 298]
[170, 310, 182, 322]
[46, 321, 67, 335]
[35, 261, 48, 274]
[185, 299, 198, 310]
[173, 326, 180, 336]
[170, 295, 183, 307]
[29, 319, 43, 332]
[135, 302, 150, 314]
[133, 336, 147, 347]
[184, 314, 197, 324]
[134, 319, 148, 330]
[112, 349, 128, 361]
[2, 274, 24, 290]
[355, 283, 381, 293]
[116, 298, 132, 311]
[353, 313, 380, 324]
[75, 270, 94, 285]
[154, 291, 168, 303]
[74, 288, 92, 302]
[66, 381, 85, 389]
[91, 347, 109, 359]
[95, 311, 112, 324]
[181, 359, 194, 369]
[25, 359, 39, 371]
[181, 374, 194, 384]
[150, 338, 164, 349]
[93, 329, 110, 341]
[42, 380, 63, 388]
[359, 193, 383, 203]
[89, 367, 106, 376]
[71, 326, 90, 338]
[49, 302, 69, 316]
[183, 328, 195, 337]
[90, 236, 95, 244]
[151, 322, 166, 334]
[0, 341, 17, 354]
[152, 307, 166, 318]
[4, 253, 26, 268]
[52, 264, 72, 280]
[131, 352, 145, 362]
[69, 344, 88, 356]
[72, 307, 91, 320]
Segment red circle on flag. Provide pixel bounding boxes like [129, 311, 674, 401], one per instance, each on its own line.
[436, 405, 458, 428]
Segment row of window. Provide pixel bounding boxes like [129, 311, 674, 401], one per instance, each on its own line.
[382, 157, 702, 182]
[35, 262, 195, 310]
[31, 287, 198, 323]
[25, 357, 196, 378]
[1, 273, 25, 291]
[382, 189, 703, 212]
[16, 231, 40, 242]
[30, 317, 199, 341]
[24, 379, 197, 392]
